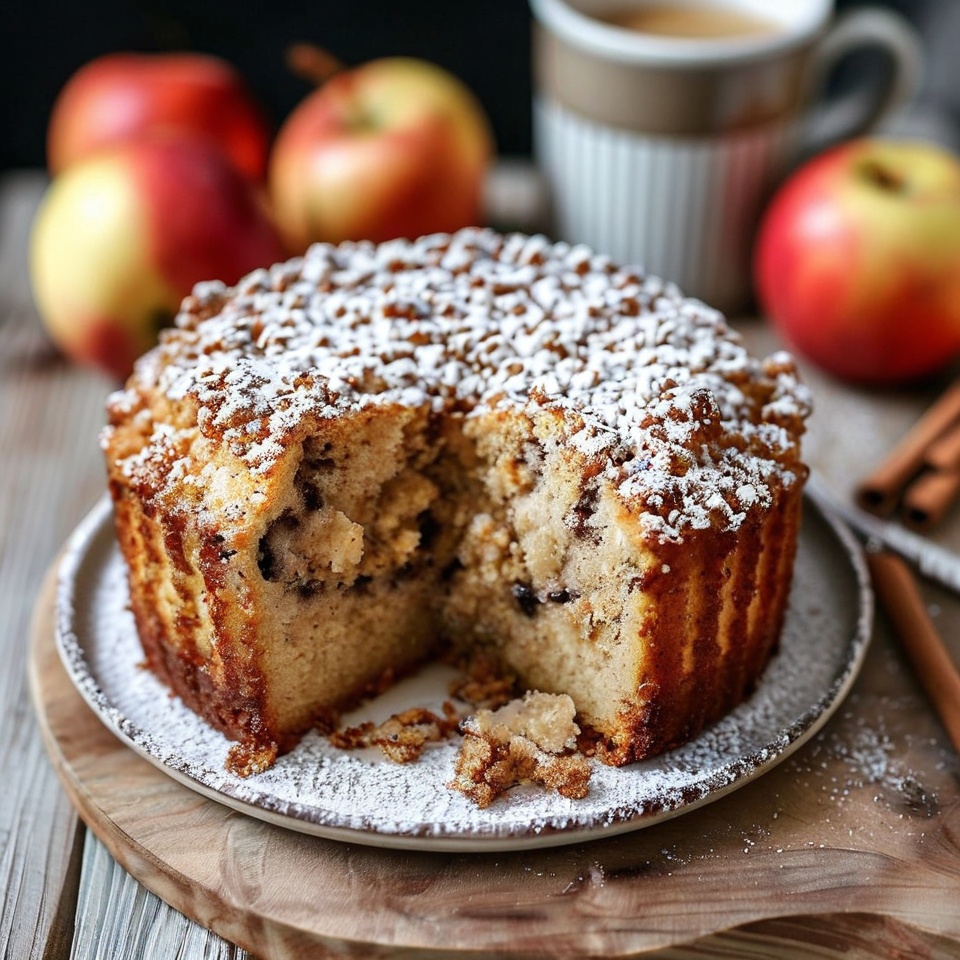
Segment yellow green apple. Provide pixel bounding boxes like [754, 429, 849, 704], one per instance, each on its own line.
[30, 137, 285, 380]
[268, 56, 495, 251]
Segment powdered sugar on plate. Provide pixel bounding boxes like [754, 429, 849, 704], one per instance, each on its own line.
[55, 495, 871, 852]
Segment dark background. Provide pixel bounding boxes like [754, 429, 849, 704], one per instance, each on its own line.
[3, 0, 960, 172]
[0, 0, 533, 171]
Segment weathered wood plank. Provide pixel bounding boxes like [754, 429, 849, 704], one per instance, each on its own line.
[72, 836, 252, 960]
[0, 171, 88, 960]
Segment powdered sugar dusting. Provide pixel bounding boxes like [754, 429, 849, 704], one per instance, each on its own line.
[56, 495, 870, 851]
[108, 228, 810, 539]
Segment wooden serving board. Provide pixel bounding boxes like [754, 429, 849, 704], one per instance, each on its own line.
[29, 564, 960, 959]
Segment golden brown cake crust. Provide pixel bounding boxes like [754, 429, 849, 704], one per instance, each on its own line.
[102, 228, 811, 777]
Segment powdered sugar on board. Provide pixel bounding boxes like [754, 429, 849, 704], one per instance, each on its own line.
[55, 496, 871, 852]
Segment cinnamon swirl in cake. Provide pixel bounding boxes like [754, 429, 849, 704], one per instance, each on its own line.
[102, 227, 811, 776]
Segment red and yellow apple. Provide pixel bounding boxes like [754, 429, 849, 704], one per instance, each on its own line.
[268, 56, 494, 251]
[30, 137, 285, 380]
[754, 138, 960, 385]
[47, 52, 270, 182]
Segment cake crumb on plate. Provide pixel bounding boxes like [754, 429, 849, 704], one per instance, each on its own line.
[449, 691, 591, 808]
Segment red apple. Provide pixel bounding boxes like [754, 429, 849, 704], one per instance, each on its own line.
[268, 56, 494, 251]
[47, 52, 270, 182]
[754, 138, 960, 385]
[30, 137, 285, 380]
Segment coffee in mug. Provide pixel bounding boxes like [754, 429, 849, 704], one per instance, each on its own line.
[530, 0, 922, 314]
[598, 3, 779, 40]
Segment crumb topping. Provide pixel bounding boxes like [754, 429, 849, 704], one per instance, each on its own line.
[329, 704, 461, 764]
[449, 692, 591, 808]
[108, 228, 811, 539]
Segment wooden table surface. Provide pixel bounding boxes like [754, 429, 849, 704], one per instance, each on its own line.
[2, 167, 960, 959]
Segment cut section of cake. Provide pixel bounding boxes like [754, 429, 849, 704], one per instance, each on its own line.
[102, 228, 811, 776]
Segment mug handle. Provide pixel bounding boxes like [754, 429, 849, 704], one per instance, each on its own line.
[798, 7, 923, 156]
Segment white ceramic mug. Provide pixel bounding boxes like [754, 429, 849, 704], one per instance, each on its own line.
[530, 0, 923, 315]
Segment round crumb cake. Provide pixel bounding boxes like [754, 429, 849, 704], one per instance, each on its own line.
[102, 227, 811, 780]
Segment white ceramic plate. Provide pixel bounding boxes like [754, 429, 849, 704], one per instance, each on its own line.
[55, 495, 872, 852]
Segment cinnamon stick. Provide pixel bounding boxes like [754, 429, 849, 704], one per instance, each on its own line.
[902, 468, 960, 531]
[867, 551, 960, 753]
[923, 416, 960, 472]
[855, 380, 960, 516]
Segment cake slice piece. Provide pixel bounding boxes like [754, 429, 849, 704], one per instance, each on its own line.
[449, 692, 591, 808]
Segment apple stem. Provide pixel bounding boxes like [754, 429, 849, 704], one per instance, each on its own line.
[286, 43, 346, 88]
[860, 160, 906, 195]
